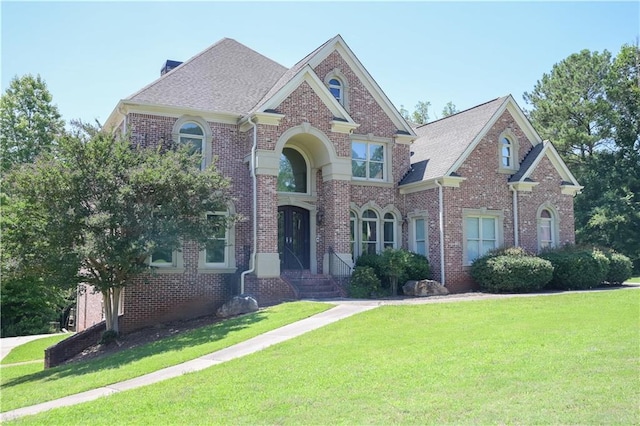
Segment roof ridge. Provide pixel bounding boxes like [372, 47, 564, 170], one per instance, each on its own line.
[415, 96, 507, 129]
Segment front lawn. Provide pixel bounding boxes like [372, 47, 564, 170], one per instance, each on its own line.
[626, 276, 640, 283]
[1, 301, 329, 412]
[1, 334, 72, 365]
[11, 289, 639, 425]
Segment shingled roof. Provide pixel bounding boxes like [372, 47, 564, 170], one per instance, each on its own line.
[400, 96, 508, 185]
[127, 38, 287, 115]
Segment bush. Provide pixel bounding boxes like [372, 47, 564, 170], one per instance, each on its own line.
[470, 247, 553, 293]
[539, 246, 610, 290]
[348, 266, 382, 299]
[354, 249, 430, 296]
[602, 250, 633, 284]
[99, 330, 119, 345]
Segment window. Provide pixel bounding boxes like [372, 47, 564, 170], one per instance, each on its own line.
[352, 141, 385, 180]
[383, 213, 396, 249]
[150, 247, 175, 267]
[278, 147, 307, 193]
[329, 78, 343, 104]
[501, 137, 512, 168]
[538, 207, 557, 250]
[361, 210, 378, 255]
[179, 122, 205, 170]
[350, 211, 357, 261]
[462, 209, 504, 265]
[413, 218, 427, 256]
[497, 130, 519, 173]
[204, 212, 229, 266]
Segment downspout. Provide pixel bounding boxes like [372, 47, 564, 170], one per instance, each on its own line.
[510, 185, 519, 247]
[435, 180, 446, 286]
[240, 116, 257, 295]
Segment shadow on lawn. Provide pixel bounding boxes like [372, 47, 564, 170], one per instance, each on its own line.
[1, 310, 268, 389]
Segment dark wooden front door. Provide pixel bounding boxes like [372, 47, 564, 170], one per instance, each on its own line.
[278, 206, 310, 270]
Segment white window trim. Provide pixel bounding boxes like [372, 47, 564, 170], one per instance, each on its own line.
[351, 134, 392, 183]
[497, 129, 520, 174]
[149, 247, 185, 273]
[172, 116, 213, 171]
[536, 203, 560, 251]
[408, 210, 429, 259]
[277, 146, 311, 196]
[324, 68, 349, 110]
[462, 208, 505, 266]
[350, 203, 400, 260]
[198, 210, 236, 274]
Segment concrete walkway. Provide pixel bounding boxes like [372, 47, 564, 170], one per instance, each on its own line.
[0, 303, 377, 422]
[2, 285, 638, 421]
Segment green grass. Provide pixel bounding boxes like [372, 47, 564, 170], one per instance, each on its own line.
[0, 301, 329, 412]
[9, 289, 640, 425]
[1, 334, 72, 365]
[626, 276, 640, 283]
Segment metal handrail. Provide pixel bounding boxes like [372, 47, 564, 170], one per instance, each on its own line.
[328, 247, 352, 277]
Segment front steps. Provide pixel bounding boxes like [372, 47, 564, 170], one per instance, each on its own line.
[281, 270, 344, 299]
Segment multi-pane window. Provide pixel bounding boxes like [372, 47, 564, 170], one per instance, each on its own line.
[352, 142, 385, 180]
[538, 209, 554, 250]
[329, 78, 343, 104]
[414, 218, 427, 256]
[383, 213, 396, 249]
[501, 137, 512, 168]
[361, 210, 378, 255]
[465, 216, 498, 264]
[179, 122, 205, 169]
[205, 212, 228, 266]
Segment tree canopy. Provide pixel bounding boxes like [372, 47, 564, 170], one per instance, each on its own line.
[525, 44, 640, 271]
[0, 74, 64, 173]
[4, 125, 235, 333]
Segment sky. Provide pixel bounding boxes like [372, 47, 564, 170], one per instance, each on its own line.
[2, 1, 638, 126]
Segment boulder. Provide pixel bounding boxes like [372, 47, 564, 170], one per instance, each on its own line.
[216, 295, 259, 318]
[403, 280, 449, 297]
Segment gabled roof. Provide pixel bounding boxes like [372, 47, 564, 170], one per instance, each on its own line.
[509, 140, 581, 188]
[126, 38, 287, 115]
[400, 95, 543, 186]
[250, 35, 415, 136]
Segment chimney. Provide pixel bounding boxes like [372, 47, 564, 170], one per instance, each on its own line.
[161, 60, 183, 76]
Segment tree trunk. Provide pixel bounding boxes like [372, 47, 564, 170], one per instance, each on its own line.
[102, 288, 121, 334]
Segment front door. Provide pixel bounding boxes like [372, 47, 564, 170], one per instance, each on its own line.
[278, 206, 310, 270]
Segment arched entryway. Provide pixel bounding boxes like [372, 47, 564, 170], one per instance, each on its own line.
[278, 205, 310, 270]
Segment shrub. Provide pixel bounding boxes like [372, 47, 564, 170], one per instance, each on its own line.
[602, 250, 633, 284]
[539, 246, 610, 290]
[470, 247, 553, 293]
[348, 266, 382, 299]
[99, 330, 119, 345]
[355, 249, 430, 296]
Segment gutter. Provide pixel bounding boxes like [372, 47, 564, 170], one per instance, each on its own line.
[435, 180, 446, 286]
[240, 116, 257, 295]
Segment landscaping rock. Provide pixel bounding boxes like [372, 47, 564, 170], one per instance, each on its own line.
[403, 280, 449, 297]
[216, 295, 259, 318]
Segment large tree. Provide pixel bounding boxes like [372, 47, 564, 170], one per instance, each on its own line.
[523, 49, 614, 167]
[525, 44, 640, 271]
[0, 74, 64, 172]
[4, 126, 234, 333]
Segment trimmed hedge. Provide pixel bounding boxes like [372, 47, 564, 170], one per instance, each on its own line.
[470, 247, 553, 293]
[603, 250, 633, 284]
[355, 249, 430, 296]
[539, 246, 610, 290]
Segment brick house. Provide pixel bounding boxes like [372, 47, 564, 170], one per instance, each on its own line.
[76, 35, 581, 333]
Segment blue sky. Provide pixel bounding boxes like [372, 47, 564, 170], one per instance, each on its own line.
[2, 1, 638, 125]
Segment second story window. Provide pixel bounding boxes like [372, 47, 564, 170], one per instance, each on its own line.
[179, 122, 205, 169]
[329, 78, 343, 104]
[352, 141, 385, 181]
[501, 137, 513, 168]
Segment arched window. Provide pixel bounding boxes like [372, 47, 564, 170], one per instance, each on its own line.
[361, 209, 378, 255]
[179, 122, 205, 169]
[501, 137, 512, 168]
[383, 213, 396, 249]
[278, 148, 307, 193]
[538, 208, 556, 250]
[329, 78, 343, 104]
